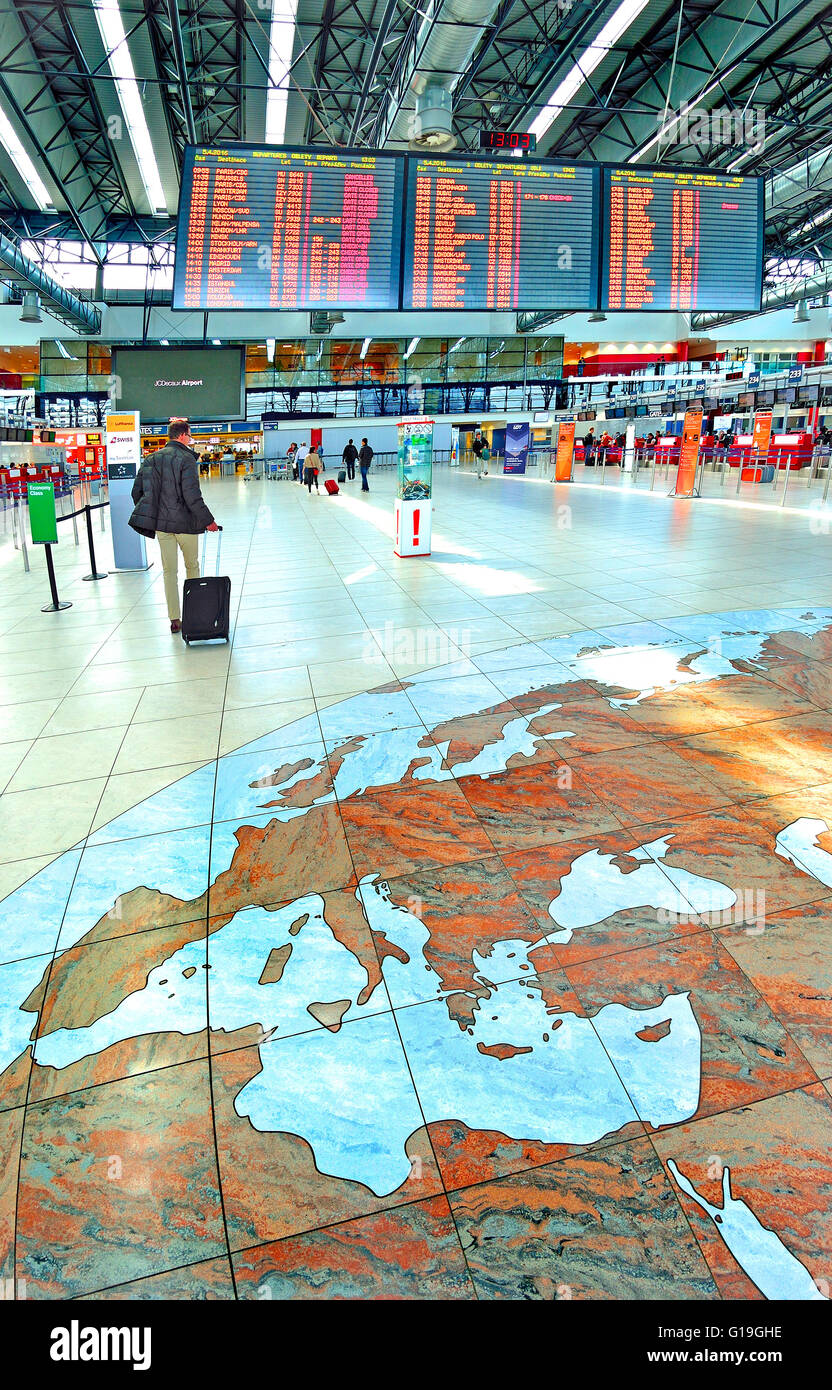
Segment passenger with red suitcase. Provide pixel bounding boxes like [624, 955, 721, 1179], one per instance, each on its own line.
[303, 445, 321, 493]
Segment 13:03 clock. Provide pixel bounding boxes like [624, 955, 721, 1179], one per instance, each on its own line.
[478, 130, 537, 151]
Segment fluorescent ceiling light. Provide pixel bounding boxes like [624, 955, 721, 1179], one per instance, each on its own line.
[93, 0, 167, 214]
[160, 338, 169, 345]
[0, 105, 54, 210]
[266, 337, 276, 361]
[529, 0, 651, 142]
[404, 336, 420, 359]
[450, 336, 465, 352]
[265, 0, 299, 145]
[212, 338, 221, 345]
[360, 336, 371, 359]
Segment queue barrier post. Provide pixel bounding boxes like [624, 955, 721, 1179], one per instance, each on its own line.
[41, 542, 71, 612]
[83, 503, 108, 581]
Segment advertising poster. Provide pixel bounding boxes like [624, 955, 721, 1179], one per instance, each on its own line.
[106, 410, 148, 570]
[504, 421, 530, 474]
[675, 408, 703, 496]
[752, 410, 773, 458]
[555, 421, 575, 481]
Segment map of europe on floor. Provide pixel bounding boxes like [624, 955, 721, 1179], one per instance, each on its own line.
[1, 606, 831, 1300]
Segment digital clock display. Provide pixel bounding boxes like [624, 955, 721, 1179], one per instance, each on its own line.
[478, 131, 537, 152]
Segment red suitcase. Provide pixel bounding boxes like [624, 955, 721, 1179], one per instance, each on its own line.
[324, 478, 339, 495]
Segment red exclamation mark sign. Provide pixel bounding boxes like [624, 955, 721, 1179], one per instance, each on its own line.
[412, 508, 420, 548]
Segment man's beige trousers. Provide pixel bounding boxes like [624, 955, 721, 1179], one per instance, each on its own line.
[157, 531, 199, 621]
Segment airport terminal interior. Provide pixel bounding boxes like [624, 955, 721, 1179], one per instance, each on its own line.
[0, 0, 831, 1311]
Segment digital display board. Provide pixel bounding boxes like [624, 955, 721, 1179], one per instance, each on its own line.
[172, 145, 405, 310]
[402, 157, 600, 310]
[601, 166, 763, 312]
[478, 131, 537, 152]
[112, 347, 244, 422]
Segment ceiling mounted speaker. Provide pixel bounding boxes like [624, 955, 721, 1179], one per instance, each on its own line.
[793, 299, 809, 323]
[409, 86, 456, 152]
[20, 291, 42, 323]
[309, 310, 345, 335]
[588, 311, 607, 323]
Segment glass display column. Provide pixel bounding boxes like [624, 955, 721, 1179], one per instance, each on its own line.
[394, 417, 433, 557]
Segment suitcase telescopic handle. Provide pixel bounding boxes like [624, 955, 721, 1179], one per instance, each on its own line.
[201, 524, 223, 575]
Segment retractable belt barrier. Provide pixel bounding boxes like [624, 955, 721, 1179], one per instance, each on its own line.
[38, 499, 109, 614]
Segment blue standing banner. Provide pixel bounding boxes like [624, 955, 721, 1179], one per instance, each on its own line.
[504, 421, 530, 474]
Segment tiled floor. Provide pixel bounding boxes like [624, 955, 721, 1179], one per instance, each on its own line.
[1, 465, 832, 1300]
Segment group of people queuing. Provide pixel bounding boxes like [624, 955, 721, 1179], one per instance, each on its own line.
[581, 428, 627, 464]
[285, 436, 375, 492]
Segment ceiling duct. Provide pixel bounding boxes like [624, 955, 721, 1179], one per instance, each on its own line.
[0, 234, 100, 334]
[692, 266, 832, 329]
[382, 0, 502, 147]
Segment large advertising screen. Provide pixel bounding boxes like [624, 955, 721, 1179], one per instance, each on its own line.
[111, 347, 244, 422]
[601, 166, 763, 312]
[172, 145, 405, 311]
[402, 156, 600, 310]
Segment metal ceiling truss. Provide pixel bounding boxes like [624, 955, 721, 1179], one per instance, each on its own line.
[145, 0, 246, 164]
[2, 0, 832, 313]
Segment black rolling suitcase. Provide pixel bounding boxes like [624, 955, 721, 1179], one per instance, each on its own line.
[337, 469, 346, 483]
[181, 527, 230, 644]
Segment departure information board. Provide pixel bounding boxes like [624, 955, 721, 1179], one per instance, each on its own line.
[402, 157, 600, 310]
[172, 146, 405, 310]
[601, 167, 763, 312]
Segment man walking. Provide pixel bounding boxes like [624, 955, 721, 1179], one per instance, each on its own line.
[342, 437, 358, 480]
[129, 418, 218, 634]
[358, 436, 373, 491]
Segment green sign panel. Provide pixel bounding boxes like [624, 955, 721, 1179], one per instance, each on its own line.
[28, 481, 58, 545]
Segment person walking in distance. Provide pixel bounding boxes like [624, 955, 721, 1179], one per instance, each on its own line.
[303, 443, 321, 493]
[359, 436, 373, 491]
[129, 418, 218, 634]
[342, 437, 358, 481]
